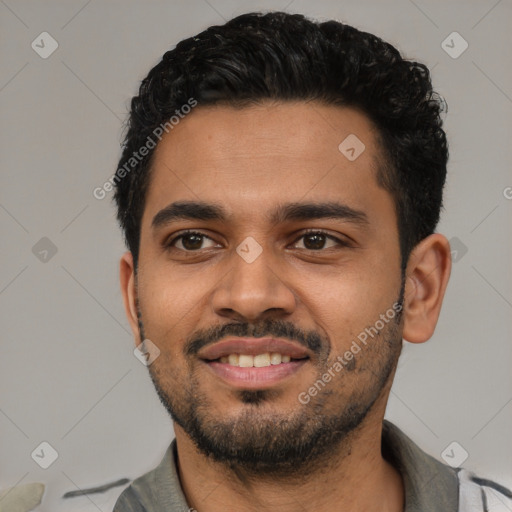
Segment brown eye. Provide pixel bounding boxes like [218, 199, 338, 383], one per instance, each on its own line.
[180, 233, 204, 250]
[303, 233, 327, 250]
[293, 231, 342, 251]
[166, 231, 217, 251]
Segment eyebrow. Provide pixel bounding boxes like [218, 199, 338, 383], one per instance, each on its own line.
[151, 200, 369, 230]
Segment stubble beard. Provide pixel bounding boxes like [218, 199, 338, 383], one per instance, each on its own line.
[146, 313, 403, 478]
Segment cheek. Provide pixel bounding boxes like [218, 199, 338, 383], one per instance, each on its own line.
[302, 263, 400, 347]
[134, 273, 209, 371]
[138, 267, 211, 328]
[150, 349, 187, 383]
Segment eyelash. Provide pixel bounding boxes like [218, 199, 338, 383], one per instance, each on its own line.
[164, 229, 349, 252]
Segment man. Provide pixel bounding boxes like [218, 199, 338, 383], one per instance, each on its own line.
[112, 11, 511, 512]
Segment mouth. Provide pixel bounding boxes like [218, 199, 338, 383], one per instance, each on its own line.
[198, 338, 311, 389]
[210, 352, 306, 367]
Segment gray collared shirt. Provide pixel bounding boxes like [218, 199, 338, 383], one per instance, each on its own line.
[113, 421, 511, 511]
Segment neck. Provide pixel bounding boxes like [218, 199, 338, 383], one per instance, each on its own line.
[174, 405, 404, 512]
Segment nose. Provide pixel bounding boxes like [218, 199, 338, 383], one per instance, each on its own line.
[210, 241, 297, 322]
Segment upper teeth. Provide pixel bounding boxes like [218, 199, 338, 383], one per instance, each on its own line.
[219, 353, 291, 367]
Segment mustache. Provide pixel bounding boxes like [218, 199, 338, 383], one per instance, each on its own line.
[184, 318, 328, 357]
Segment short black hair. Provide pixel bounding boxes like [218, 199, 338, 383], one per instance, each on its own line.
[113, 11, 448, 269]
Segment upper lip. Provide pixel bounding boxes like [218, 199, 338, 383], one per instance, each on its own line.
[198, 338, 311, 361]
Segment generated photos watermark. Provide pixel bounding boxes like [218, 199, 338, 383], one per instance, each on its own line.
[298, 301, 403, 405]
[93, 97, 198, 200]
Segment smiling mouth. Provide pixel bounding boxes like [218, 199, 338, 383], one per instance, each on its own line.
[198, 337, 311, 388]
[208, 352, 309, 368]
[202, 354, 310, 389]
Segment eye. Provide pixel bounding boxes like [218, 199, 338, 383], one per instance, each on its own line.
[165, 231, 218, 251]
[164, 229, 349, 253]
[292, 230, 346, 251]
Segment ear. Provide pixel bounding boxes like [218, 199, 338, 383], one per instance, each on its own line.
[402, 233, 452, 343]
[120, 251, 140, 345]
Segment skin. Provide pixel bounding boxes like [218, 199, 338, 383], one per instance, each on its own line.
[120, 101, 451, 512]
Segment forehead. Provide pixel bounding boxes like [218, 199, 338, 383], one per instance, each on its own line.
[142, 101, 391, 228]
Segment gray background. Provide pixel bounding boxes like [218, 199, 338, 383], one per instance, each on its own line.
[1, 1, 511, 511]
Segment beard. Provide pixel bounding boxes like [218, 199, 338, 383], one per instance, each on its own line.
[142, 286, 404, 478]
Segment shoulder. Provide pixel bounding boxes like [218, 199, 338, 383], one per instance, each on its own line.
[458, 468, 512, 511]
[382, 421, 512, 512]
[112, 440, 191, 512]
[113, 485, 146, 512]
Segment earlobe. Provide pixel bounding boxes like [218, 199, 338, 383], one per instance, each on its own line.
[120, 251, 140, 344]
[402, 234, 452, 344]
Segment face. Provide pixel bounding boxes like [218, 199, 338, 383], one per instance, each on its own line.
[130, 101, 405, 474]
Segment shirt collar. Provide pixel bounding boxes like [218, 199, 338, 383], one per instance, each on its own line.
[382, 420, 459, 511]
[124, 421, 459, 511]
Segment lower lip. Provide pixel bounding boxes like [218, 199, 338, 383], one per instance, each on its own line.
[204, 360, 308, 389]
